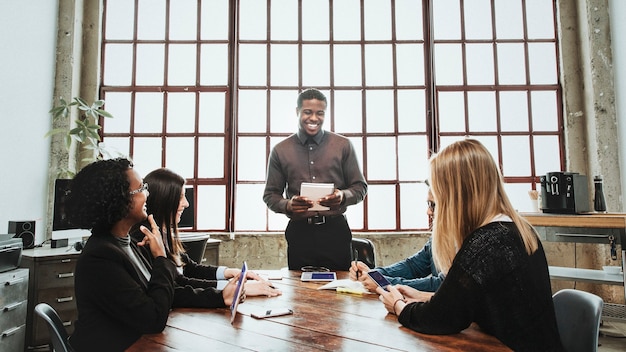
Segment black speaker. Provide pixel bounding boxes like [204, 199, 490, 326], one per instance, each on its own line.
[8, 220, 36, 249]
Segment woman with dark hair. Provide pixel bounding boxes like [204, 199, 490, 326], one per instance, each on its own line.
[131, 168, 280, 309]
[65, 158, 178, 352]
[375, 139, 563, 351]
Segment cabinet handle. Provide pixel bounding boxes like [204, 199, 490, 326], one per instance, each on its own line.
[4, 277, 25, 286]
[62, 321, 72, 327]
[61, 259, 72, 263]
[57, 296, 74, 303]
[57, 272, 75, 279]
[1, 326, 21, 337]
[3, 301, 23, 312]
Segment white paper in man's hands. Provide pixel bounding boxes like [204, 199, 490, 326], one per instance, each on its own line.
[300, 182, 334, 211]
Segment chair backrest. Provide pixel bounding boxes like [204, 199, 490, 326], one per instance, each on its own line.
[179, 234, 210, 263]
[552, 288, 604, 352]
[34, 303, 72, 352]
[351, 238, 376, 269]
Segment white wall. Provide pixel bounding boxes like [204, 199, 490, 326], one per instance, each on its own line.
[0, 1, 57, 244]
[610, 0, 626, 209]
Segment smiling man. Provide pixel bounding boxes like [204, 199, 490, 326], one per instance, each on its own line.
[263, 88, 368, 270]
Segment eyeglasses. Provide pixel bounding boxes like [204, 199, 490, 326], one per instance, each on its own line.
[300, 266, 330, 272]
[129, 183, 149, 195]
[427, 200, 436, 211]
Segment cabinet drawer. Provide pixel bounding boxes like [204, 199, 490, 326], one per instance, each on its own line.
[0, 271, 28, 307]
[32, 307, 77, 347]
[37, 260, 76, 289]
[0, 300, 27, 333]
[38, 287, 77, 310]
[0, 323, 25, 352]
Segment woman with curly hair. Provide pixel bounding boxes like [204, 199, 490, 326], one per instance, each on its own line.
[64, 158, 179, 352]
[131, 168, 280, 308]
[375, 139, 563, 351]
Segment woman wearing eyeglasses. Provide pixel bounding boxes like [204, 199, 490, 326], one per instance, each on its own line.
[349, 185, 444, 293]
[65, 158, 178, 352]
[131, 168, 281, 309]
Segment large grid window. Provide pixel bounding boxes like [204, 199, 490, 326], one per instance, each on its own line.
[100, 0, 562, 233]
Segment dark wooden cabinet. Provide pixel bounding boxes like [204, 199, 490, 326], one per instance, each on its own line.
[0, 268, 28, 352]
[20, 246, 80, 349]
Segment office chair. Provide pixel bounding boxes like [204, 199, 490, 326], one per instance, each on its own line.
[34, 303, 73, 352]
[351, 238, 376, 269]
[552, 288, 604, 352]
[179, 233, 210, 263]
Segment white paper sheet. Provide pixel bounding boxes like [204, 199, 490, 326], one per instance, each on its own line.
[300, 182, 334, 211]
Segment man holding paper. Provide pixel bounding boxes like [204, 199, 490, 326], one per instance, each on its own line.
[263, 88, 367, 270]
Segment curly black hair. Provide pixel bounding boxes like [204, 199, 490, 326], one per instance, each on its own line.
[65, 158, 134, 234]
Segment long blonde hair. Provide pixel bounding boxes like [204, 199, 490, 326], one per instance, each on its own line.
[430, 139, 538, 274]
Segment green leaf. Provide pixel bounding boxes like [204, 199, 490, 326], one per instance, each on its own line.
[44, 128, 68, 138]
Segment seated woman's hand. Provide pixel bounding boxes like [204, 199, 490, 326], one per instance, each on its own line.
[244, 281, 282, 297]
[221, 273, 243, 306]
[349, 261, 378, 290]
[396, 285, 433, 303]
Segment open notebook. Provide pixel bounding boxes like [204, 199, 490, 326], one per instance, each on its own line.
[230, 261, 248, 324]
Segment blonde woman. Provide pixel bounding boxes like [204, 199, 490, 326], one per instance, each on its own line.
[376, 139, 563, 351]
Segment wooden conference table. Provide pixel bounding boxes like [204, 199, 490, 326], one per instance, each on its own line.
[128, 270, 509, 351]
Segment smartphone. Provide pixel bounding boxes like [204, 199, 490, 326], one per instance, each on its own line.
[251, 308, 293, 319]
[300, 272, 337, 281]
[367, 270, 391, 290]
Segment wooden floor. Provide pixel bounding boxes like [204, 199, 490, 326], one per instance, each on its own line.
[599, 321, 626, 351]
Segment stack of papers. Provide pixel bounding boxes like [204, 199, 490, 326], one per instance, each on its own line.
[300, 182, 334, 211]
[318, 279, 369, 294]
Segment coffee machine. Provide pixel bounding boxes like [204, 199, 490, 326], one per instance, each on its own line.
[540, 172, 590, 214]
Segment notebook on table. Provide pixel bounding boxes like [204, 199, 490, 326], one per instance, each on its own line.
[230, 261, 248, 324]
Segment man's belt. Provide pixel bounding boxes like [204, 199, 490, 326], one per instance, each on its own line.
[297, 214, 343, 225]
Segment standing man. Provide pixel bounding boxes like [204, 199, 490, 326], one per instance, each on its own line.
[263, 88, 367, 270]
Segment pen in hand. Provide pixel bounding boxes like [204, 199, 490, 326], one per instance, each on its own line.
[353, 249, 360, 280]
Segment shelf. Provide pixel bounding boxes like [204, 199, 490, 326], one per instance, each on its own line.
[549, 266, 624, 285]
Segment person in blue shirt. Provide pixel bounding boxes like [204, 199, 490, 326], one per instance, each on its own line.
[349, 184, 444, 293]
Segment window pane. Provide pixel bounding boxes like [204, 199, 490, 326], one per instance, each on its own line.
[333, 0, 361, 40]
[398, 135, 429, 181]
[136, 44, 165, 86]
[168, 44, 197, 85]
[197, 185, 226, 229]
[400, 183, 430, 229]
[302, 45, 330, 86]
[239, 44, 267, 86]
[334, 90, 363, 134]
[464, 0, 492, 40]
[531, 91, 558, 131]
[271, 44, 298, 86]
[102, 137, 130, 160]
[396, 44, 424, 85]
[166, 93, 196, 133]
[234, 184, 267, 230]
[334, 45, 362, 87]
[137, 0, 165, 40]
[468, 92, 497, 132]
[198, 137, 225, 178]
[366, 136, 396, 180]
[438, 92, 465, 132]
[366, 90, 394, 133]
[270, 90, 298, 133]
[271, 0, 298, 40]
[502, 136, 530, 176]
[345, 200, 364, 230]
[528, 43, 557, 84]
[533, 136, 561, 176]
[200, 44, 228, 85]
[364, 44, 393, 86]
[499, 91, 529, 132]
[165, 137, 195, 178]
[134, 93, 164, 133]
[169, 0, 197, 40]
[395, 0, 423, 40]
[433, 0, 461, 40]
[367, 184, 396, 229]
[132, 138, 163, 176]
[494, 0, 523, 39]
[466, 44, 495, 85]
[199, 92, 226, 133]
[200, 0, 229, 40]
[102, 92, 131, 133]
[434, 44, 463, 85]
[364, 0, 391, 41]
[237, 137, 267, 181]
[239, 0, 266, 40]
[238, 90, 267, 133]
[103, 44, 132, 85]
[268, 210, 289, 232]
[497, 43, 526, 84]
[105, 0, 134, 40]
[398, 90, 426, 133]
[302, 0, 329, 40]
[505, 183, 535, 212]
[525, 0, 555, 39]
